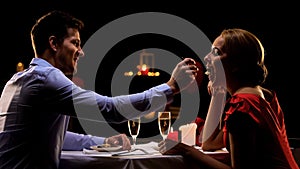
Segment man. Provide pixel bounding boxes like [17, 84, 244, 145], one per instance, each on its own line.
[0, 10, 197, 169]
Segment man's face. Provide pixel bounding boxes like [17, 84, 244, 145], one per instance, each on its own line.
[55, 28, 84, 76]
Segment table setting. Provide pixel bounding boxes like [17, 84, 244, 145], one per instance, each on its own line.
[59, 112, 229, 169]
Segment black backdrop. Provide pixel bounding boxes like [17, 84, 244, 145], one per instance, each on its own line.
[1, 1, 299, 138]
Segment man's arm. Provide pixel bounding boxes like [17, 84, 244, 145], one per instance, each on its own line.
[62, 131, 105, 151]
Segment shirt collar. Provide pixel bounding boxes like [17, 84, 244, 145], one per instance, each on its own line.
[29, 58, 53, 68]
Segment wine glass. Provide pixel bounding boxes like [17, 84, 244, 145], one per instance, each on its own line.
[158, 111, 171, 141]
[128, 117, 141, 150]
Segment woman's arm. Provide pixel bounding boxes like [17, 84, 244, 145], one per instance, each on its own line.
[159, 139, 231, 169]
[201, 85, 227, 151]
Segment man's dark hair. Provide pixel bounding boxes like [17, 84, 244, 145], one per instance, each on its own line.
[30, 10, 84, 56]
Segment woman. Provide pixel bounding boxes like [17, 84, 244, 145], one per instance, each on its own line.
[159, 28, 299, 169]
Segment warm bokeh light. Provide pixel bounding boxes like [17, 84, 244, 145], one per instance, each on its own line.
[124, 71, 134, 76]
[16, 62, 24, 72]
[141, 64, 147, 71]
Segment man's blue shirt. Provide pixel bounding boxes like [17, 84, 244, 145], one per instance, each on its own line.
[0, 58, 173, 169]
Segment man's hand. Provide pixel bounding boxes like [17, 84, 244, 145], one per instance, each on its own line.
[167, 58, 198, 94]
[105, 134, 131, 150]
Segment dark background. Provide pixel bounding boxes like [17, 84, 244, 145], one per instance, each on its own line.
[1, 1, 299, 138]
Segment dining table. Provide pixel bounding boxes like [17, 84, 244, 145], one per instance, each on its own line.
[58, 141, 230, 169]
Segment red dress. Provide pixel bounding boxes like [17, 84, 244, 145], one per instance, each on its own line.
[223, 92, 299, 169]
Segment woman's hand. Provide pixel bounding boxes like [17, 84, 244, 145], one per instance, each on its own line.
[210, 57, 226, 88]
[158, 139, 191, 155]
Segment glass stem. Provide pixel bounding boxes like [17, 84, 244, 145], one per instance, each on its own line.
[132, 137, 136, 150]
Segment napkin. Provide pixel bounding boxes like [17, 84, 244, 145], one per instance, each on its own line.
[179, 123, 197, 146]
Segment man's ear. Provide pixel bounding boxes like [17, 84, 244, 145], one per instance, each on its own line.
[49, 36, 57, 51]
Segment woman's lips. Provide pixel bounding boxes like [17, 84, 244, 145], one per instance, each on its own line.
[205, 65, 211, 75]
[205, 67, 214, 81]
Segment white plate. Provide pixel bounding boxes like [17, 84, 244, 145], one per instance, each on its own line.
[90, 145, 122, 152]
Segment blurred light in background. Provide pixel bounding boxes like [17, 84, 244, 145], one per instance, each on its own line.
[16, 62, 24, 72]
[124, 49, 160, 77]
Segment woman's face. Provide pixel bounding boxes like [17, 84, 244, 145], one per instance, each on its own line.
[204, 36, 227, 87]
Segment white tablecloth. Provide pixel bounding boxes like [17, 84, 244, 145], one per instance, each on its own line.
[59, 142, 229, 169]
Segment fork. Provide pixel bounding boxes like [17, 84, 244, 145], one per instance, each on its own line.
[111, 148, 151, 156]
